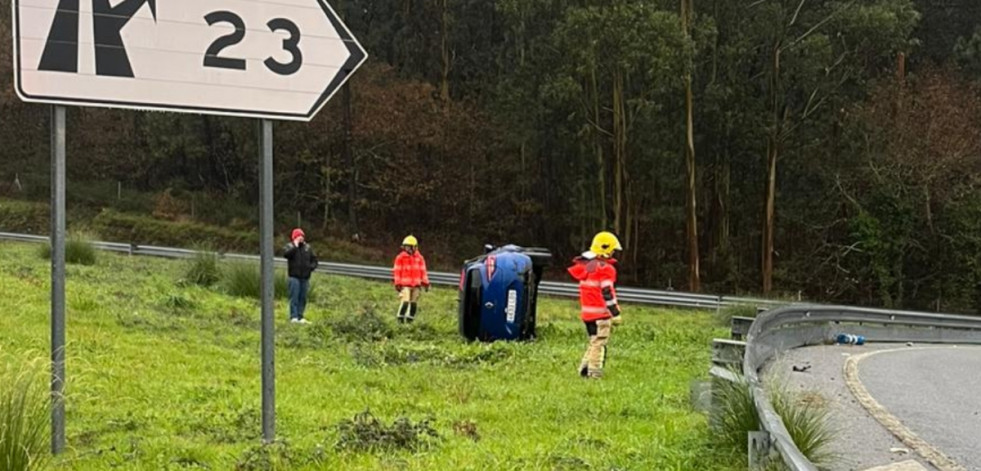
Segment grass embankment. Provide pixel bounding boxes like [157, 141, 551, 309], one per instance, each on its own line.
[0, 242, 739, 470]
[0, 198, 388, 266]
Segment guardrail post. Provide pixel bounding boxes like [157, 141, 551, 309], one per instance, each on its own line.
[748, 431, 771, 470]
[689, 379, 712, 414]
[707, 365, 741, 430]
[730, 316, 755, 340]
[711, 339, 746, 372]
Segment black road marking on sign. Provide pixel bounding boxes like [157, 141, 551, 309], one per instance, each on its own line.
[92, 0, 158, 77]
[39, 0, 157, 77]
[38, 0, 80, 73]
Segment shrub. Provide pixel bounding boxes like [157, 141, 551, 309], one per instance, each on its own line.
[334, 410, 439, 453]
[184, 249, 221, 287]
[152, 188, 189, 221]
[327, 306, 393, 343]
[38, 231, 98, 265]
[0, 199, 48, 234]
[0, 359, 50, 471]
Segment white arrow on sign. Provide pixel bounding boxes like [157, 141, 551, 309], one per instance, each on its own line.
[12, 0, 367, 121]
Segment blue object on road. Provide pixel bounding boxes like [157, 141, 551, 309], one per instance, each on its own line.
[836, 333, 866, 345]
[458, 245, 551, 342]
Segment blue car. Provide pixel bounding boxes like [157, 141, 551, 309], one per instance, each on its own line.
[458, 245, 551, 342]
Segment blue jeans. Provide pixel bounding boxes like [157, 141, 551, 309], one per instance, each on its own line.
[287, 277, 309, 320]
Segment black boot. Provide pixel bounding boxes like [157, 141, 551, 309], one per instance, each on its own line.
[407, 303, 418, 323]
[397, 302, 409, 324]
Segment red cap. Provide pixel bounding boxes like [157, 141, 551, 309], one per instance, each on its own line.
[291, 228, 305, 240]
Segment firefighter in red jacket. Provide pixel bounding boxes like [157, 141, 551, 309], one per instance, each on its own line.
[393, 235, 430, 323]
[568, 231, 623, 379]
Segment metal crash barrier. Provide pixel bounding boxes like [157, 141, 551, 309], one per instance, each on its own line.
[0, 231, 784, 310]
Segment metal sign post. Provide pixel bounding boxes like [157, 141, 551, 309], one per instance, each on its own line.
[259, 119, 275, 442]
[50, 105, 66, 454]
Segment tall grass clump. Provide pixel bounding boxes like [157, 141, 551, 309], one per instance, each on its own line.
[37, 232, 97, 265]
[0, 360, 51, 471]
[712, 374, 760, 448]
[335, 410, 439, 453]
[183, 248, 221, 287]
[221, 263, 316, 301]
[222, 262, 264, 299]
[714, 303, 760, 327]
[770, 387, 836, 466]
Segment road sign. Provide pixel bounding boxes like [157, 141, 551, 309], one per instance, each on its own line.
[13, 0, 367, 121]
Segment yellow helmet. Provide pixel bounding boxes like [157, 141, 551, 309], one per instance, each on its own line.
[402, 235, 418, 247]
[590, 231, 622, 257]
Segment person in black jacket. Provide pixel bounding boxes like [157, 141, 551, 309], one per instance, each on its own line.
[284, 228, 318, 323]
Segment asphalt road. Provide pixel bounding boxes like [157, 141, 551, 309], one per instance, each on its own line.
[767, 345, 981, 471]
[859, 346, 981, 471]
[766, 345, 937, 471]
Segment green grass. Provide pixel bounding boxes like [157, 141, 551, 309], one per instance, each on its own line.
[0, 356, 51, 471]
[0, 241, 740, 470]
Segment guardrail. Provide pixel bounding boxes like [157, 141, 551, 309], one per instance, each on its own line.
[718, 304, 981, 470]
[0, 231, 785, 310]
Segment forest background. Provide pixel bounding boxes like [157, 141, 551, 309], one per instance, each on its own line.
[3, 0, 981, 313]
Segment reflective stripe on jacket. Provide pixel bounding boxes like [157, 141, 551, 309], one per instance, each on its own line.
[393, 251, 430, 287]
[567, 255, 620, 322]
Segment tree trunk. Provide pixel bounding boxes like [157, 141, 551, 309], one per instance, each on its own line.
[579, 146, 588, 248]
[682, 0, 700, 292]
[763, 136, 778, 295]
[439, 0, 450, 101]
[342, 83, 358, 234]
[322, 152, 331, 230]
[718, 145, 731, 256]
[591, 64, 607, 230]
[762, 44, 781, 295]
[612, 68, 626, 237]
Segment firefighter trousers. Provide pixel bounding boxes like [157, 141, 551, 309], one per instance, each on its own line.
[579, 319, 612, 378]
